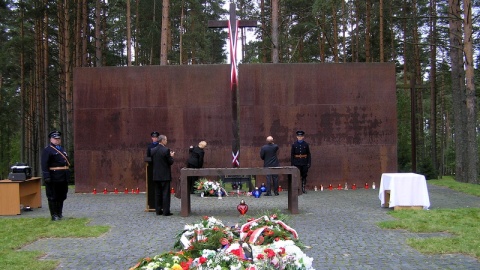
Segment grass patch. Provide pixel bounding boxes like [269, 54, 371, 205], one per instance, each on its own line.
[0, 217, 109, 270]
[378, 176, 480, 259]
[428, 176, 480, 197]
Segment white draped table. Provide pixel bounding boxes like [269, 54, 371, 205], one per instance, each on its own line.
[379, 173, 430, 210]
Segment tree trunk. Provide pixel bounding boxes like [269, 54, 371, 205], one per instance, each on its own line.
[20, 2, 25, 162]
[160, 0, 169, 65]
[260, 0, 267, 63]
[332, 2, 338, 63]
[365, 0, 371, 62]
[135, 0, 139, 65]
[127, 0, 132, 66]
[271, 0, 279, 63]
[82, 0, 88, 66]
[463, 0, 478, 183]
[95, 0, 102, 67]
[342, 0, 346, 62]
[448, 0, 466, 182]
[429, 0, 437, 177]
[379, 0, 384, 62]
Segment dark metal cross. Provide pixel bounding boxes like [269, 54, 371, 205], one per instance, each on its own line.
[208, 2, 257, 167]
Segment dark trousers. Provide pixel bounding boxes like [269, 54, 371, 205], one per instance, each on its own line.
[187, 164, 200, 194]
[295, 165, 309, 181]
[154, 181, 171, 214]
[265, 174, 279, 194]
[45, 181, 68, 202]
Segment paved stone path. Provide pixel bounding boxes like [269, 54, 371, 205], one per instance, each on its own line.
[7, 184, 480, 269]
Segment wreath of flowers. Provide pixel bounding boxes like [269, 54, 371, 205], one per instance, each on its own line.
[194, 178, 228, 197]
[130, 215, 314, 270]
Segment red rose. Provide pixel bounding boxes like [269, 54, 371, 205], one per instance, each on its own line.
[255, 236, 265, 245]
[279, 247, 286, 254]
[199, 256, 207, 264]
[242, 225, 250, 232]
[264, 248, 275, 258]
[257, 254, 265, 260]
[274, 237, 280, 241]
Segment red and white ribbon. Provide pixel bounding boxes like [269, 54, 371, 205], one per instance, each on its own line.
[227, 19, 239, 90]
[232, 150, 240, 167]
[240, 216, 299, 242]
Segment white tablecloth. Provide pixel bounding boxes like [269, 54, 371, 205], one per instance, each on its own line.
[379, 173, 430, 209]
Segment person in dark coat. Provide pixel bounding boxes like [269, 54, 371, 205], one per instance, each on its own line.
[145, 131, 160, 209]
[41, 130, 70, 221]
[187, 141, 207, 194]
[145, 131, 160, 163]
[260, 136, 280, 196]
[291, 130, 311, 193]
[151, 134, 175, 216]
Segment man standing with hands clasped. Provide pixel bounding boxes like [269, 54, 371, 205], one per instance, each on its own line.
[41, 130, 70, 221]
[260, 136, 280, 196]
[291, 130, 311, 193]
[151, 134, 175, 216]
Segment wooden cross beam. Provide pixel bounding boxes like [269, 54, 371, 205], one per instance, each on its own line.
[208, 2, 257, 167]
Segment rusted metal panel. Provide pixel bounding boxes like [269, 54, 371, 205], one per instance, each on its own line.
[238, 63, 397, 189]
[74, 65, 233, 193]
[74, 63, 396, 193]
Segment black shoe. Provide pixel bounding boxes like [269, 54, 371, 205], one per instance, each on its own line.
[274, 192, 279, 196]
[264, 193, 271, 196]
[51, 215, 60, 221]
[163, 212, 173, 216]
[156, 210, 163, 215]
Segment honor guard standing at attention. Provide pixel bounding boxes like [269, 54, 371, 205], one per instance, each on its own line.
[146, 131, 160, 163]
[41, 131, 70, 221]
[291, 130, 311, 193]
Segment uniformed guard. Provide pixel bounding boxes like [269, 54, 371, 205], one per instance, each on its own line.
[41, 130, 70, 221]
[146, 131, 160, 163]
[145, 131, 160, 210]
[291, 130, 311, 193]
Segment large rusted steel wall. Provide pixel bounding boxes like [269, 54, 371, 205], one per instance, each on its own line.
[74, 65, 234, 193]
[238, 63, 397, 189]
[73, 63, 396, 193]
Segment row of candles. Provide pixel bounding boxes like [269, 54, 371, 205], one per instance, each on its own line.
[313, 182, 376, 191]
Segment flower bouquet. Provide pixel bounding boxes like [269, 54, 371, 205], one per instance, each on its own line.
[194, 178, 227, 197]
[130, 215, 315, 270]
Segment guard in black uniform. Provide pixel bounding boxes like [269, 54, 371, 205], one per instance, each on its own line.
[145, 131, 160, 210]
[41, 131, 70, 221]
[291, 130, 311, 193]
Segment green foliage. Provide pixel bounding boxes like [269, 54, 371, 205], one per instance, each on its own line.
[0, 217, 109, 270]
[378, 208, 480, 259]
[417, 158, 437, 180]
[379, 177, 480, 259]
[429, 176, 480, 197]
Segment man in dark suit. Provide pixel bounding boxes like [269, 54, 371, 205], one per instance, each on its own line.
[291, 130, 311, 193]
[151, 134, 175, 216]
[187, 141, 207, 193]
[260, 136, 280, 196]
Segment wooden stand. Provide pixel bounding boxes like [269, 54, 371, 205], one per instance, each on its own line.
[0, 177, 42, 215]
[384, 190, 423, 210]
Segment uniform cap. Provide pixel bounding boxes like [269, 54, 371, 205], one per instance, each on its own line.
[151, 131, 160, 137]
[49, 130, 61, 139]
[296, 130, 305, 136]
